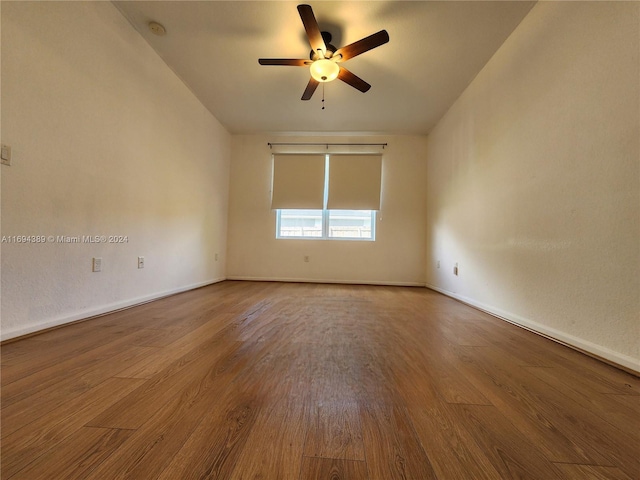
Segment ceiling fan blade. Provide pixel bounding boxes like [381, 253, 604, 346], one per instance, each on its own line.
[301, 77, 320, 100]
[334, 30, 389, 62]
[297, 4, 326, 56]
[258, 58, 311, 66]
[338, 67, 371, 93]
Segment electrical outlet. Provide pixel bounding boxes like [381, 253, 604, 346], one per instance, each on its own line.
[304, 255, 310, 263]
[454, 262, 459, 276]
[1, 144, 11, 166]
[215, 253, 219, 261]
[437, 260, 440, 269]
[92, 257, 102, 272]
[138, 256, 145, 269]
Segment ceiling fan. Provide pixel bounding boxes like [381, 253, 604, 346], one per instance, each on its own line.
[258, 4, 389, 101]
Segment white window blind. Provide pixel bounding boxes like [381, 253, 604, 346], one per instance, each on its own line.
[327, 154, 382, 210]
[271, 154, 325, 209]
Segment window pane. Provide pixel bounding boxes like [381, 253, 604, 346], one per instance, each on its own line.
[328, 210, 374, 240]
[278, 209, 323, 238]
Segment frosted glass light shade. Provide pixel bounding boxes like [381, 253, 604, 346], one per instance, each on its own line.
[310, 59, 339, 82]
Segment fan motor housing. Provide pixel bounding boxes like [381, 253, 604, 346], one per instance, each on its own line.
[310, 32, 338, 60]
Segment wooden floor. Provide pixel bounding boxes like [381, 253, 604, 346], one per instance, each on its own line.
[1, 281, 638, 480]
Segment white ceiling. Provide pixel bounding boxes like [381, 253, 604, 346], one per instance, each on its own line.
[114, 1, 535, 135]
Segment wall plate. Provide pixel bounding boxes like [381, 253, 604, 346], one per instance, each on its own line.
[1, 145, 11, 166]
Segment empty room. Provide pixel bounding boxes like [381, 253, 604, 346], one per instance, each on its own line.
[1, 1, 638, 479]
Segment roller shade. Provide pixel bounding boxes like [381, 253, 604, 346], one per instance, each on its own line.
[327, 154, 382, 210]
[271, 154, 325, 209]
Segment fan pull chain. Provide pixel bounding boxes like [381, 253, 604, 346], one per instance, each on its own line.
[322, 83, 325, 110]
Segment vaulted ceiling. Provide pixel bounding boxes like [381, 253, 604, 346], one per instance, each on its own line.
[114, 1, 535, 135]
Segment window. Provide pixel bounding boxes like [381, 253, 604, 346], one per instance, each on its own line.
[277, 208, 375, 240]
[277, 209, 323, 238]
[328, 209, 374, 239]
[273, 154, 380, 241]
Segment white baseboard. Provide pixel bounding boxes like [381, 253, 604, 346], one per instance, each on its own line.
[426, 284, 639, 374]
[0, 277, 226, 342]
[226, 275, 426, 287]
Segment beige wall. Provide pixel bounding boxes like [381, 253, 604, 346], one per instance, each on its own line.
[425, 2, 639, 370]
[3, 0, 637, 371]
[1, 2, 231, 340]
[227, 134, 428, 285]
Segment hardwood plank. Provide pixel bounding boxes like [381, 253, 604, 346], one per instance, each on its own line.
[408, 402, 504, 480]
[0, 309, 150, 372]
[443, 344, 618, 465]
[539, 360, 640, 397]
[399, 377, 503, 480]
[391, 333, 492, 407]
[470, 318, 559, 367]
[390, 337, 504, 479]
[304, 344, 364, 404]
[113, 313, 237, 379]
[525, 366, 640, 441]
[438, 320, 493, 346]
[452, 403, 565, 479]
[225, 395, 309, 480]
[300, 457, 368, 479]
[1, 345, 154, 438]
[473, 315, 640, 393]
[435, 363, 493, 405]
[303, 401, 365, 461]
[126, 293, 253, 347]
[84, 351, 247, 479]
[9, 427, 132, 480]
[603, 392, 640, 412]
[1, 337, 51, 365]
[553, 463, 635, 480]
[2, 281, 637, 479]
[152, 391, 262, 480]
[558, 358, 640, 396]
[1, 377, 144, 478]
[459, 345, 640, 478]
[360, 402, 438, 479]
[1, 331, 155, 406]
[86, 339, 243, 430]
[217, 337, 312, 478]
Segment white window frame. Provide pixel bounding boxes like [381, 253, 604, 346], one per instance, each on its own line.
[275, 155, 376, 241]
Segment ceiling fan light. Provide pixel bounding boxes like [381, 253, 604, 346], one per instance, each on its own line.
[310, 59, 339, 82]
